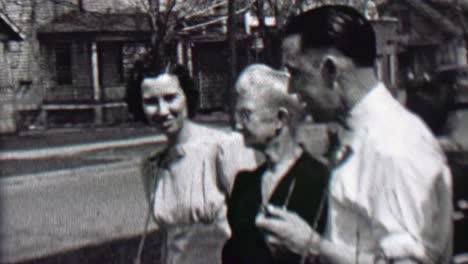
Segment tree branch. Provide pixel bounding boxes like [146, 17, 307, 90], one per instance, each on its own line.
[184, 0, 227, 20]
[181, 0, 256, 32]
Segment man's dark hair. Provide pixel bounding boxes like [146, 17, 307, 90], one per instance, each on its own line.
[283, 5, 376, 67]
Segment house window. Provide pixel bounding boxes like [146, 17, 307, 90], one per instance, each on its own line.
[55, 43, 72, 85]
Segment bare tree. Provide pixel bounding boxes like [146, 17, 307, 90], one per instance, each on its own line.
[128, 0, 225, 71]
[251, 0, 307, 66]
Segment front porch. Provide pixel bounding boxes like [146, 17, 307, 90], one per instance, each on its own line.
[36, 11, 151, 128]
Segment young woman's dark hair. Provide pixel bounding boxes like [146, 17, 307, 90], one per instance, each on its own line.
[283, 5, 376, 67]
[169, 64, 199, 119]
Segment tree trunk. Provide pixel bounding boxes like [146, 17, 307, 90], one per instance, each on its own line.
[227, 0, 237, 124]
[255, 0, 271, 65]
[147, 0, 165, 72]
[78, 0, 84, 12]
[454, 0, 468, 64]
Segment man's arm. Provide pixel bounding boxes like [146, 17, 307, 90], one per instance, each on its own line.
[256, 205, 374, 263]
[256, 205, 422, 264]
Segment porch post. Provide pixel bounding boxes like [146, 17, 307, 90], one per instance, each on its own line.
[177, 41, 184, 65]
[187, 43, 194, 77]
[389, 52, 397, 85]
[91, 42, 103, 125]
[456, 38, 467, 65]
[375, 57, 383, 81]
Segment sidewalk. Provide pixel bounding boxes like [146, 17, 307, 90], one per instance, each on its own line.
[0, 125, 164, 160]
[0, 115, 230, 176]
[0, 112, 231, 160]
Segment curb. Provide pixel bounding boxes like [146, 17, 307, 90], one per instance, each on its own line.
[0, 158, 140, 187]
[0, 135, 166, 160]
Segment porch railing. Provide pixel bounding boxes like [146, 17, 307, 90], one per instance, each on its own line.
[44, 85, 126, 103]
[44, 86, 94, 103]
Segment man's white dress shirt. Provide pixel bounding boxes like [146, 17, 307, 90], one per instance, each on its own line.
[327, 83, 453, 263]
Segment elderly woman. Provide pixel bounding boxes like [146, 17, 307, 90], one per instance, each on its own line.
[222, 64, 329, 264]
[138, 67, 259, 264]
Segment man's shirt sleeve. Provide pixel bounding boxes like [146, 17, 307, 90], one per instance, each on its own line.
[378, 152, 453, 263]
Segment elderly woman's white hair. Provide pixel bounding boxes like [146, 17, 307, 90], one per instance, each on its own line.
[235, 63, 305, 132]
[235, 64, 290, 95]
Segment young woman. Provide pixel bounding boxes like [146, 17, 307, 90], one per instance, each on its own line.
[138, 68, 259, 264]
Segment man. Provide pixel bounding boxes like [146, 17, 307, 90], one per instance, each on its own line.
[222, 64, 329, 264]
[256, 5, 453, 263]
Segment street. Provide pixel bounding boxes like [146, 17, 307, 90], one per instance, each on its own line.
[0, 141, 164, 263]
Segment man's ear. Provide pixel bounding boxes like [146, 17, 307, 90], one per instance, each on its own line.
[276, 107, 289, 130]
[321, 56, 338, 90]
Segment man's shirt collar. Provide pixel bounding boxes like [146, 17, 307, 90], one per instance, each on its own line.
[328, 82, 389, 168]
[346, 82, 388, 133]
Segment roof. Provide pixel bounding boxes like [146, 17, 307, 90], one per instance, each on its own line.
[407, 0, 462, 35]
[37, 11, 152, 34]
[37, 7, 247, 42]
[0, 12, 25, 40]
[382, 0, 464, 37]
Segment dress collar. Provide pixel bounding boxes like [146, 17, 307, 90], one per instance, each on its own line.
[160, 145, 186, 168]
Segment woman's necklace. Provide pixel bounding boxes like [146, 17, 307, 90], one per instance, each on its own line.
[261, 147, 302, 205]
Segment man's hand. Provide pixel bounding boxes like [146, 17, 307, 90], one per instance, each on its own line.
[255, 204, 321, 256]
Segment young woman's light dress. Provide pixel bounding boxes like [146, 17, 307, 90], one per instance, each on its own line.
[142, 121, 259, 264]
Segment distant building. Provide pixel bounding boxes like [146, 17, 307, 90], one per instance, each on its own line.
[1, 0, 155, 130]
[177, 7, 252, 110]
[378, 0, 468, 134]
[37, 11, 152, 126]
[379, 0, 467, 83]
[372, 17, 399, 90]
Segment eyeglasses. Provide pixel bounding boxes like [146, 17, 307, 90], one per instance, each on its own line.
[236, 109, 253, 123]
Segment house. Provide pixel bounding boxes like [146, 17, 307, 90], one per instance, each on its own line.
[37, 11, 152, 126]
[245, 2, 400, 91]
[1, 0, 150, 130]
[372, 17, 399, 90]
[379, 0, 467, 83]
[177, 5, 253, 110]
[377, 0, 468, 134]
[0, 12, 24, 134]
